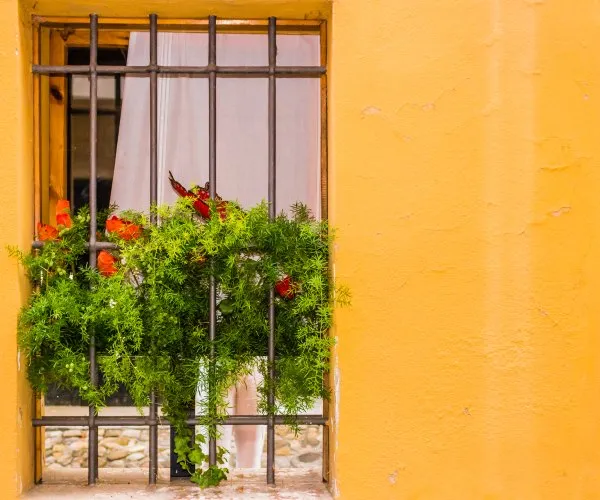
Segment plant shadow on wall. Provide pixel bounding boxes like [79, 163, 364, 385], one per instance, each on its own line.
[9, 181, 349, 488]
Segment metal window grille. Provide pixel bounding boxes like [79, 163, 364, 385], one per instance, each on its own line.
[31, 14, 328, 486]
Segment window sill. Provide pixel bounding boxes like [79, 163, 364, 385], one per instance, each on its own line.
[23, 469, 331, 499]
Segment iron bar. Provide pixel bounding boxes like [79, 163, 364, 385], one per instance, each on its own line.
[33, 415, 327, 426]
[32, 15, 322, 31]
[148, 12, 159, 486]
[115, 74, 122, 146]
[32, 64, 325, 77]
[87, 12, 99, 485]
[69, 108, 119, 116]
[66, 73, 73, 206]
[267, 16, 277, 486]
[207, 14, 218, 468]
[32, 240, 117, 250]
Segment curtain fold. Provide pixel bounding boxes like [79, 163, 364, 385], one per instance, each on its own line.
[110, 32, 320, 217]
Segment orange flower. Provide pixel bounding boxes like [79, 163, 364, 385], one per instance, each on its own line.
[55, 199, 72, 228]
[56, 199, 70, 213]
[37, 222, 59, 241]
[97, 250, 118, 277]
[106, 215, 141, 240]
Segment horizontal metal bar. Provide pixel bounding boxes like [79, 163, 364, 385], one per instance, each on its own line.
[33, 415, 327, 426]
[70, 108, 120, 116]
[32, 15, 323, 32]
[32, 240, 117, 250]
[32, 64, 326, 77]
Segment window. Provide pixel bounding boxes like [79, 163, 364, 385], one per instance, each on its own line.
[32, 14, 328, 486]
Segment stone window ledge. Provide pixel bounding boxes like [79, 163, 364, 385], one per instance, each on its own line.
[23, 469, 331, 499]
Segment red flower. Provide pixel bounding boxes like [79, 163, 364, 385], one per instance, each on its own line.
[106, 215, 141, 240]
[169, 171, 228, 220]
[275, 275, 297, 300]
[37, 222, 59, 241]
[97, 250, 118, 277]
[56, 199, 72, 228]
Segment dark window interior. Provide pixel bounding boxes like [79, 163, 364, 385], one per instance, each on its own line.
[45, 47, 131, 406]
[68, 47, 125, 213]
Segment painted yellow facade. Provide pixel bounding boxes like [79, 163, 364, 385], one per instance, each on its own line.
[2, 0, 600, 498]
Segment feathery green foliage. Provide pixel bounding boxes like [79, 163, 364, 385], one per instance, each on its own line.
[11, 198, 348, 486]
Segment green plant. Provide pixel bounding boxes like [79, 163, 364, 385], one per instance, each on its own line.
[10, 197, 348, 486]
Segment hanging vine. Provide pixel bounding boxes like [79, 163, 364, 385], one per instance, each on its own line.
[10, 195, 348, 487]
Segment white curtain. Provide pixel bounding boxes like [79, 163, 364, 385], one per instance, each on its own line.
[110, 32, 321, 217]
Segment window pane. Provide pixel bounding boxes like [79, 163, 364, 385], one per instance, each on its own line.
[71, 75, 117, 111]
[217, 34, 268, 66]
[276, 34, 320, 66]
[70, 114, 116, 211]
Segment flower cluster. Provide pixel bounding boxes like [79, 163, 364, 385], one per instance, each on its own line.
[37, 199, 72, 241]
[98, 216, 143, 277]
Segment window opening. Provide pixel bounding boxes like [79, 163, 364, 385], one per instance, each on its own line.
[32, 14, 328, 487]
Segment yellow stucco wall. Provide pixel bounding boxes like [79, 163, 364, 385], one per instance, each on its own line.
[2, 0, 600, 498]
[0, 0, 34, 497]
[329, 0, 600, 498]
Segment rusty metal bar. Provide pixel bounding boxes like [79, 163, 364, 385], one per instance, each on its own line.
[267, 16, 277, 486]
[33, 415, 327, 426]
[32, 240, 118, 249]
[32, 64, 325, 77]
[87, 12, 99, 485]
[114, 74, 122, 145]
[207, 14, 218, 468]
[148, 12, 159, 486]
[32, 15, 322, 31]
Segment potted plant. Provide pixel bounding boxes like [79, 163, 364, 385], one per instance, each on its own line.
[11, 194, 348, 487]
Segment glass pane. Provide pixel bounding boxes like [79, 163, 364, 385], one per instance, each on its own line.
[69, 114, 116, 212]
[71, 75, 117, 111]
[154, 32, 208, 66]
[276, 34, 320, 66]
[217, 34, 267, 66]
[276, 78, 321, 217]
[215, 77, 321, 217]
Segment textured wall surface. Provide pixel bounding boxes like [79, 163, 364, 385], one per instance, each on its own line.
[3, 0, 600, 498]
[0, 0, 34, 497]
[329, 0, 600, 498]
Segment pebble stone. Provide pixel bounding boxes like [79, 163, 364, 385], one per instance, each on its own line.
[45, 424, 322, 471]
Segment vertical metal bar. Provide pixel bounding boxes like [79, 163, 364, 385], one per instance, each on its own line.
[319, 21, 328, 221]
[207, 14, 218, 468]
[267, 16, 277, 486]
[148, 12, 159, 486]
[66, 74, 73, 204]
[149, 14, 158, 219]
[114, 74, 121, 147]
[88, 12, 99, 485]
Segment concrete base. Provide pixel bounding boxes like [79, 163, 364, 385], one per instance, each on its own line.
[22, 468, 332, 499]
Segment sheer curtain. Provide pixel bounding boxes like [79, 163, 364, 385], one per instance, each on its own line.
[110, 32, 320, 216]
[110, 32, 320, 468]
